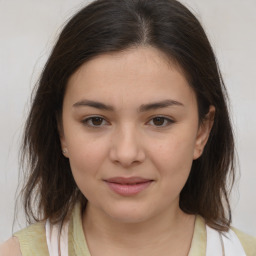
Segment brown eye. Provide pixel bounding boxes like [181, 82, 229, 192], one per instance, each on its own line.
[82, 116, 108, 127]
[152, 117, 165, 126]
[91, 117, 104, 126]
[148, 116, 174, 127]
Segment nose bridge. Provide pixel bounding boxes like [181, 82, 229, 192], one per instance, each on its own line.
[109, 123, 145, 167]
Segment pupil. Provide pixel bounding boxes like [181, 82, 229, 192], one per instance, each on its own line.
[153, 117, 164, 126]
[92, 117, 103, 125]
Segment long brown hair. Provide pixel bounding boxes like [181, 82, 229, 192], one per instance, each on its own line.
[20, 0, 235, 231]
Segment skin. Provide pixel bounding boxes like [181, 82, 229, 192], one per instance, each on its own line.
[0, 237, 22, 256]
[0, 46, 214, 255]
[60, 46, 214, 255]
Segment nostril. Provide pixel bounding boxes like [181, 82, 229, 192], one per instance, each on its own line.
[109, 133, 146, 166]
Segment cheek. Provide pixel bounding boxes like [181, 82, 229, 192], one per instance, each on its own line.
[150, 131, 196, 167]
[67, 138, 109, 201]
[66, 133, 109, 179]
[147, 129, 197, 190]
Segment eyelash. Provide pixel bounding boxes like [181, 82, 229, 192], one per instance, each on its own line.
[147, 116, 174, 127]
[82, 116, 109, 128]
[81, 115, 175, 128]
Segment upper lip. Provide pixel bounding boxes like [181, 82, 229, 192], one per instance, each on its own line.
[104, 177, 153, 184]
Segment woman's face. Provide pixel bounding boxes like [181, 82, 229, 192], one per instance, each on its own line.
[60, 46, 213, 223]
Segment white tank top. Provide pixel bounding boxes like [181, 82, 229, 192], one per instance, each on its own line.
[45, 219, 69, 256]
[45, 219, 246, 256]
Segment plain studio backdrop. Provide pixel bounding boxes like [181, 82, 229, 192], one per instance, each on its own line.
[0, 0, 255, 242]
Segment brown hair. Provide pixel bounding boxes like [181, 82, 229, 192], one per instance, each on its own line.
[20, 0, 234, 231]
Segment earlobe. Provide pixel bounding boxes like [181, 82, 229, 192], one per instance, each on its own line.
[193, 105, 215, 160]
[60, 135, 69, 158]
[57, 115, 69, 158]
[59, 132, 69, 158]
[62, 148, 69, 157]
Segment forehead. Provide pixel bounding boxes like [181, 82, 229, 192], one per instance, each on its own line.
[64, 46, 196, 108]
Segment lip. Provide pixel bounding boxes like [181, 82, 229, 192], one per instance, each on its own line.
[104, 177, 153, 196]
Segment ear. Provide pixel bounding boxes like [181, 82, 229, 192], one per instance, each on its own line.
[193, 105, 215, 160]
[57, 113, 69, 158]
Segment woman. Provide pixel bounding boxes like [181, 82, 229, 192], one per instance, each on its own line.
[1, 0, 255, 255]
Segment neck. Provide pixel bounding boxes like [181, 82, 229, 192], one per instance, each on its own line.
[82, 203, 195, 256]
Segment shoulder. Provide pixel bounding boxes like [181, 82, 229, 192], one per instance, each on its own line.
[12, 221, 49, 256]
[232, 227, 256, 256]
[14, 220, 46, 238]
[0, 237, 22, 256]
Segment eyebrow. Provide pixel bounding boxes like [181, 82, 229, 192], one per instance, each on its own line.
[139, 99, 184, 112]
[73, 99, 114, 111]
[72, 99, 184, 112]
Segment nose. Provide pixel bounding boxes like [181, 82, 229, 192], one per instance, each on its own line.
[109, 125, 146, 168]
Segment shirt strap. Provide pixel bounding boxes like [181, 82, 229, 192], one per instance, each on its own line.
[45, 219, 69, 256]
[206, 225, 246, 256]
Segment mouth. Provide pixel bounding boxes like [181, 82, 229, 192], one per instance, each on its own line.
[104, 177, 153, 196]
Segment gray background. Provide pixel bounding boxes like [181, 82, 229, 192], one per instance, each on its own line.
[1, 0, 255, 242]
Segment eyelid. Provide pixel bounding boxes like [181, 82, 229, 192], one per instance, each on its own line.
[81, 115, 175, 128]
[146, 115, 175, 127]
[81, 115, 110, 128]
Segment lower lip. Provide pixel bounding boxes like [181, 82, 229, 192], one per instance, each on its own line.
[105, 181, 152, 196]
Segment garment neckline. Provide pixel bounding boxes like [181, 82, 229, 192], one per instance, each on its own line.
[72, 203, 206, 256]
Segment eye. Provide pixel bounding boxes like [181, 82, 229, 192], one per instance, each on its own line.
[82, 116, 109, 128]
[147, 116, 174, 127]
